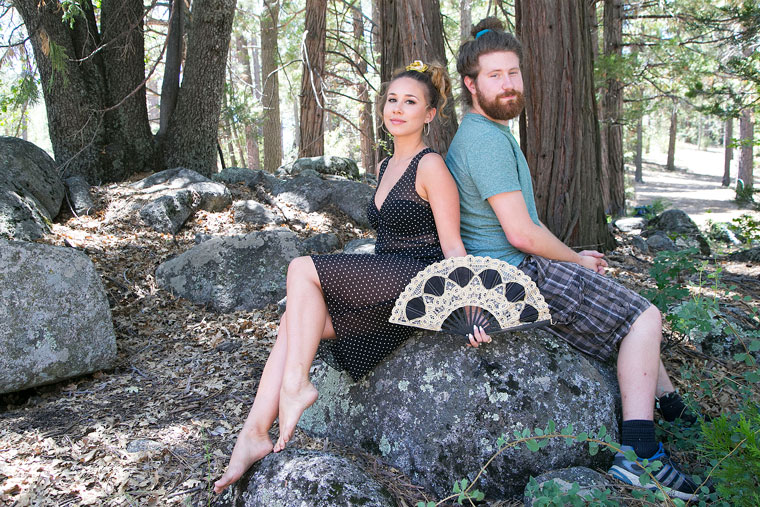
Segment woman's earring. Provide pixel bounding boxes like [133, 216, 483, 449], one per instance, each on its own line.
[423, 122, 430, 136]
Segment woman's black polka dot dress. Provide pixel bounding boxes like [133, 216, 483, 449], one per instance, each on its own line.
[312, 148, 443, 380]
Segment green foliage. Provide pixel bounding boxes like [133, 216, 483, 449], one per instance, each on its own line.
[729, 214, 760, 245]
[46, 40, 70, 90]
[641, 248, 699, 312]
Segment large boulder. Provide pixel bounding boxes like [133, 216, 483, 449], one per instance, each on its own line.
[300, 330, 619, 500]
[279, 156, 361, 180]
[728, 246, 760, 263]
[214, 449, 395, 507]
[329, 180, 374, 228]
[0, 240, 116, 394]
[524, 467, 616, 506]
[155, 229, 302, 311]
[232, 200, 285, 226]
[273, 174, 333, 213]
[645, 209, 710, 255]
[213, 167, 280, 193]
[109, 168, 232, 233]
[0, 137, 64, 240]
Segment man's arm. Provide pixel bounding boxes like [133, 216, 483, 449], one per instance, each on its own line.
[487, 191, 607, 273]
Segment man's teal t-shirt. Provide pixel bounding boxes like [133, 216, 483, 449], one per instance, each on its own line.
[445, 113, 540, 265]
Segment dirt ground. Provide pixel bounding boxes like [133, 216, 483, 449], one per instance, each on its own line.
[1, 148, 758, 506]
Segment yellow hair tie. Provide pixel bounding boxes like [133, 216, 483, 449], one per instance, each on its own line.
[405, 60, 428, 73]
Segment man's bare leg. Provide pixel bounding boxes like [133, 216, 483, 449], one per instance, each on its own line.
[655, 359, 676, 398]
[617, 306, 663, 421]
[275, 256, 333, 452]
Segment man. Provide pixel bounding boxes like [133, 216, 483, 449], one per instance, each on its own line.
[445, 17, 704, 501]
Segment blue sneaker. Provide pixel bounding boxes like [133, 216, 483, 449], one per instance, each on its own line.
[608, 444, 704, 501]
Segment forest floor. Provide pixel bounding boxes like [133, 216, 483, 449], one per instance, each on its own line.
[1, 146, 759, 507]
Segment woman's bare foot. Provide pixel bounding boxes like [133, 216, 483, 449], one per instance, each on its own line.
[213, 431, 273, 494]
[273, 381, 318, 452]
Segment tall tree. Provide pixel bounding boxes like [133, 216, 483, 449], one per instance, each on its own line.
[738, 108, 754, 199]
[353, 5, 376, 175]
[236, 34, 262, 170]
[723, 118, 733, 187]
[666, 101, 678, 171]
[601, 0, 625, 216]
[517, 0, 615, 250]
[299, 0, 327, 157]
[164, 0, 237, 175]
[158, 0, 184, 139]
[261, 0, 283, 172]
[377, 0, 458, 156]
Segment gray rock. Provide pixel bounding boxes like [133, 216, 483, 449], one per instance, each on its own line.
[64, 176, 95, 216]
[233, 200, 284, 225]
[300, 330, 619, 500]
[213, 167, 265, 188]
[645, 232, 676, 253]
[728, 246, 760, 263]
[130, 167, 209, 190]
[139, 189, 200, 234]
[126, 439, 164, 453]
[186, 181, 232, 212]
[647, 209, 710, 255]
[330, 180, 374, 227]
[273, 174, 333, 213]
[155, 229, 302, 311]
[631, 235, 649, 254]
[613, 217, 646, 233]
[343, 238, 375, 255]
[214, 449, 395, 507]
[524, 467, 616, 506]
[0, 240, 116, 394]
[0, 137, 64, 240]
[279, 155, 361, 180]
[303, 233, 341, 254]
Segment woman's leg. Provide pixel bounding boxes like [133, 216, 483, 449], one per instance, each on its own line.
[214, 299, 335, 493]
[274, 256, 335, 452]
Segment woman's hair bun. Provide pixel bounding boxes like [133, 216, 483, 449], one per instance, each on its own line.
[471, 17, 504, 38]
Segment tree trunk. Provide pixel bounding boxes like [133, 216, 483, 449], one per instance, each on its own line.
[516, 0, 615, 251]
[159, 0, 184, 138]
[299, 0, 327, 157]
[164, 0, 237, 176]
[723, 118, 733, 187]
[236, 34, 261, 170]
[666, 103, 677, 171]
[635, 114, 643, 183]
[353, 5, 376, 176]
[737, 108, 754, 198]
[378, 0, 458, 157]
[261, 0, 283, 172]
[460, 0, 472, 44]
[602, 0, 625, 216]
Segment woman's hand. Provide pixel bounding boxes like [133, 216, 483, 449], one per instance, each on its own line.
[467, 324, 492, 347]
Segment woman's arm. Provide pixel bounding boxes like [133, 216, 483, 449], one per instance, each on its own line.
[416, 153, 466, 259]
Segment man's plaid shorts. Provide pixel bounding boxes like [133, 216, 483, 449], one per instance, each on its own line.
[518, 254, 653, 362]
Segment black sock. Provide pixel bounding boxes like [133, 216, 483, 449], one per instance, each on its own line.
[621, 419, 659, 458]
[658, 391, 698, 424]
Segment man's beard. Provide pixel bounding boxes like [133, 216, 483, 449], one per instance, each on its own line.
[476, 87, 525, 121]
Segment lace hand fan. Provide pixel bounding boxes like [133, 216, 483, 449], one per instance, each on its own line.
[389, 255, 552, 336]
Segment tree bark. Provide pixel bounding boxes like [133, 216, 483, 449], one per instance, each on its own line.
[738, 108, 754, 198]
[353, 5, 376, 176]
[378, 0, 458, 157]
[516, 0, 615, 251]
[261, 0, 283, 172]
[602, 0, 625, 217]
[299, 0, 327, 157]
[723, 118, 733, 187]
[635, 114, 643, 183]
[666, 103, 677, 171]
[159, 0, 184, 138]
[460, 0, 472, 44]
[164, 0, 237, 176]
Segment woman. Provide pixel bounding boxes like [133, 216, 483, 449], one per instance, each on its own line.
[214, 61, 489, 494]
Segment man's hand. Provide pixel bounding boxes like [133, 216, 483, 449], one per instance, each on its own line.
[577, 250, 607, 274]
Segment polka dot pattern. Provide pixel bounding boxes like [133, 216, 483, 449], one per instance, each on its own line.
[313, 148, 444, 380]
